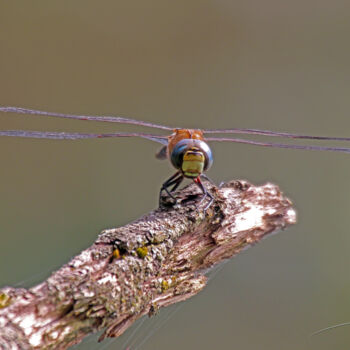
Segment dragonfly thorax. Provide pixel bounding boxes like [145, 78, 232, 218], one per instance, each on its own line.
[170, 139, 213, 178]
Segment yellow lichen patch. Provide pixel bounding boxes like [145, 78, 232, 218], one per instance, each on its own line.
[205, 207, 215, 219]
[112, 248, 121, 259]
[161, 279, 169, 292]
[0, 292, 11, 309]
[136, 246, 148, 259]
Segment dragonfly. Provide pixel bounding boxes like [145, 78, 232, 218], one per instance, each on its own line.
[2, 106, 350, 208]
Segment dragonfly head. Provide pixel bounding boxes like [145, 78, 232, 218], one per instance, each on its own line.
[170, 139, 213, 178]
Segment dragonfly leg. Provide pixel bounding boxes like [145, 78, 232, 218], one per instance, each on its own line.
[200, 174, 217, 186]
[159, 171, 184, 205]
[170, 177, 183, 192]
[201, 173, 226, 189]
[194, 176, 214, 210]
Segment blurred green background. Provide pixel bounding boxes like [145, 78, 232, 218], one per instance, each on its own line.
[1, 1, 350, 349]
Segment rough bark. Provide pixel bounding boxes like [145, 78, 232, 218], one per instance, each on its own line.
[0, 180, 296, 349]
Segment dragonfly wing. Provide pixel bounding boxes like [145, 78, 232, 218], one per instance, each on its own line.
[0, 130, 168, 144]
[0, 106, 174, 131]
[203, 128, 350, 142]
[155, 146, 168, 160]
[147, 137, 168, 146]
[205, 137, 350, 154]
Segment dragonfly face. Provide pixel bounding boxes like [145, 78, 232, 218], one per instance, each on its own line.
[170, 139, 213, 178]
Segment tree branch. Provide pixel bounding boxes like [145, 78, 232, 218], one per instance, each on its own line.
[0, 180, 296, 349]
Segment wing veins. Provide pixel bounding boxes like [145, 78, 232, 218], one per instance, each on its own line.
[0, 106, 174, 131]
[205, 137, 350, 153]
[203, 128, 350, 142]
[0, 130, 168, 145]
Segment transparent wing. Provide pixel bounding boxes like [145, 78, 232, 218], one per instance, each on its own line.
[0, 106, 174, 131]
[205, 137, 350, 154]
[2, 106, 350, 143]
[3, 106, 350, 151]
[0, 130, 168, 145]
[203, 128, 350, 142]
[155, 146, 168, 160]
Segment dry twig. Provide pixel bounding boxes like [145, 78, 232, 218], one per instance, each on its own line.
[0, 180, 296, 349]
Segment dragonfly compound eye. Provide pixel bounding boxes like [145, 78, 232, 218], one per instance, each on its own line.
[170, 139, 213, 176]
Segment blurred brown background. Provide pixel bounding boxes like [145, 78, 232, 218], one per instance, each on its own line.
[1, 1, 350, 349]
